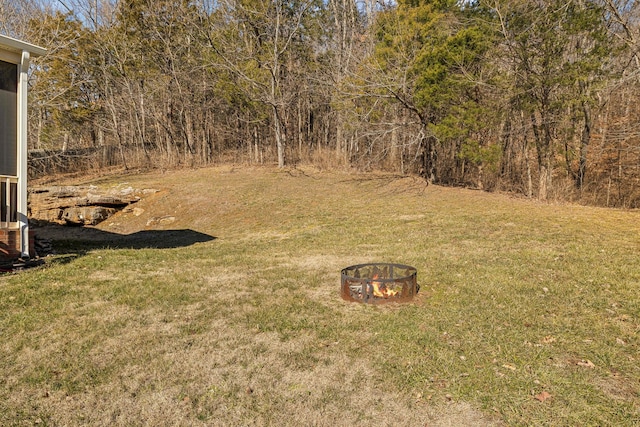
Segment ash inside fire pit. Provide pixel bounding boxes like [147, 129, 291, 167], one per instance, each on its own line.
[341, 263, 418, 304]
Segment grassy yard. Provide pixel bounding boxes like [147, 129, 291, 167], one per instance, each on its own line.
[1, 166, 639, 426]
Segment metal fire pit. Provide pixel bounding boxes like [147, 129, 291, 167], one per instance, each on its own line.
[341, 263, 418, 304]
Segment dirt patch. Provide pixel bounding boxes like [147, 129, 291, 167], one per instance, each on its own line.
[425, 402, 503, 426]
[596, 375, 638, 402]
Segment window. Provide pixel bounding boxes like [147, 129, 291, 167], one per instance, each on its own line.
[0, 59, 18, 177]
[0, 180, 17, 224]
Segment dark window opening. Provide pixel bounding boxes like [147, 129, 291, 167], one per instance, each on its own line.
[0, 59, 18, 176]
[0, 181, 17, 223]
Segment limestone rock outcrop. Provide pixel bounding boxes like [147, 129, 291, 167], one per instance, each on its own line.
[28, 185, 157, 226]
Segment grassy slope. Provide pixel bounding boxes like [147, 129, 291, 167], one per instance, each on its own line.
[1, 166, 639, 426]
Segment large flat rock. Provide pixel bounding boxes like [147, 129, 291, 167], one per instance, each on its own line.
[29, 185, 157, 226]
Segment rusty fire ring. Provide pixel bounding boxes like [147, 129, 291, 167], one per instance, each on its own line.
[341, 263, 418, 304]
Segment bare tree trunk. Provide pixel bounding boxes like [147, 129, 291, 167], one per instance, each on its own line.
[530, 112, 552, 201]
[298, 98, 304, 157]
[254, 126, 260, 163]
[577, 86, 592, 190]
[273, 105, 286, 168]
[520, 111, 533, 198]
[335, 109, 347, 163]
[36, 108, 43, 150]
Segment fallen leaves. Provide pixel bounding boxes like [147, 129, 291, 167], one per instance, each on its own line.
[534, 391, 552, 402]
[541, 335, 556, 344]
[566, 357, 597, 369]
[576, 359, 596, 369]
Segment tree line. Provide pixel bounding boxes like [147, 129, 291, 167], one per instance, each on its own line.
[4, 0, 640, 206]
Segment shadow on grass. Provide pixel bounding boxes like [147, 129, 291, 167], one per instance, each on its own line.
[32, 223, 216, 253]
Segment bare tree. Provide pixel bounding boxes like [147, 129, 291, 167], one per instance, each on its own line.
[205, 0, 320, 168]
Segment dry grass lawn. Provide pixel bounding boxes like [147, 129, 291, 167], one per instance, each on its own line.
[1, 165, 639, 426]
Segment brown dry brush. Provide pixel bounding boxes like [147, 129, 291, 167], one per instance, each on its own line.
[24, 99, 640, 208]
